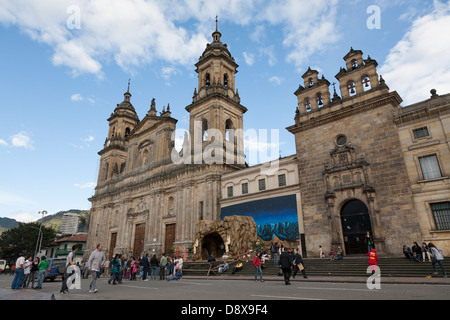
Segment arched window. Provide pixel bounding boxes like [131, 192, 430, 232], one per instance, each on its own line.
[348, 81, 356, 96]
[316, 93, 323, 107]
[202, 119, 208, 141]
[141, 149, 149, 166]
[362, 76, 371, 91]
[308, 78, 314, 87]
[224, 74, 229, 87]
[225, 119, 234, 141]
[205, 74, 211, 87]
[351, 59, 358, 69]
[305, 98, 312, 112]
[125, 127, 131, 137]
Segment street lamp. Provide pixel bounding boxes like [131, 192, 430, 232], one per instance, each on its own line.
[34, 210, 47, 258]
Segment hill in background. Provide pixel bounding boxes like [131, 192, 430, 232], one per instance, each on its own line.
[0, 209, 90, 234]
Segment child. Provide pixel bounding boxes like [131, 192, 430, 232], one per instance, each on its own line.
[367, 248, 378, 274]
[319, 245, 325, 258]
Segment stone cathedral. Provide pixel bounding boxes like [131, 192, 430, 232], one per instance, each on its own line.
[86, 24, 247, 260]
[86, 24, 450, 260]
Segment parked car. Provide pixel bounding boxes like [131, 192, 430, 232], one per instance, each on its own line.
[45, 258, 66, 281]
[0, 259, 6, 273]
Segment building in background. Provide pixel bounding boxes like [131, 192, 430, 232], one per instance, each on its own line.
[59, 211, 80, 235]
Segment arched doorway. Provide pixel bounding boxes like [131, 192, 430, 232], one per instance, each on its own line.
[201, 233, 224, 260]
[341, 200, 373, 255]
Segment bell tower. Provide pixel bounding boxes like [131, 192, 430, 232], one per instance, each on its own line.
[186, 18, 247, 166]
[97, 81, 139, 184]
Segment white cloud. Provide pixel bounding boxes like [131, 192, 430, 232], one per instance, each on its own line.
[0, 0, 340, 76]
[269, 76, 284, 86]
[10, 131, 34, 150]
[71, 93, 83, 102]
[263, 0, 340, 69]
[0, 139, 8, 147]
[11, 212, 38, 223]
[379, 1, 450, 105]
[74, 182, 96, 189]
[243, 52, 255, 66]
[71, 93, 95, 103]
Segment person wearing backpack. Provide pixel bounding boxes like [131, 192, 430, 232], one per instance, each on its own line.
[428, 243, 447, 278]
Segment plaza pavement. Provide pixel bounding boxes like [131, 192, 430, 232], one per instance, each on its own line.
[1, 273, 449, 301]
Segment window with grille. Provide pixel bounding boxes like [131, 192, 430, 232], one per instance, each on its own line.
[242, 183, 248, 195]
[258, 179, 266, 191]
[431, 202, 450, 230]
[278, 174, 286, 187]
[419, 155, 442, 180]
[227, 186, 233, 198]
[413, 127, 429, 139]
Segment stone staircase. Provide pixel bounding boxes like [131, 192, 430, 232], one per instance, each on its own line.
[182, 256, 450, 278]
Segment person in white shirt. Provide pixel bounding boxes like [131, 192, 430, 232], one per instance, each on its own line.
[11, 255, 25, 290]
[21, 256, 33, 288]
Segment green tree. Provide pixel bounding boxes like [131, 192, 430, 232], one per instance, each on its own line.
[0, 222, 57, 263]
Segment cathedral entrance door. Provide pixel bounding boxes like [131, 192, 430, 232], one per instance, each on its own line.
[165, 224, 176, 254]
[133, 223, 145, 258]
[109, 232, 117, 260]
[341, 200, 373, 255]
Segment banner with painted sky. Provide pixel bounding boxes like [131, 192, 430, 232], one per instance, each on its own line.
[221, 194, 299, 241]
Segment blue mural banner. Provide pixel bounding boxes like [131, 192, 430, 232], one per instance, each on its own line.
[221, 194, 300, 241]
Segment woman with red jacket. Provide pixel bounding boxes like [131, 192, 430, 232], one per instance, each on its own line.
[253, 253, 264, 282]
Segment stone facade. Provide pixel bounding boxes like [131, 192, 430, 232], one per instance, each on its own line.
[86, 26, 450, 260]
[287, 48, 449, 257]
[86, 24, 246, 260]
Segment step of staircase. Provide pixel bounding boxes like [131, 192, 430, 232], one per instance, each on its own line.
[182, 257, 450, 278]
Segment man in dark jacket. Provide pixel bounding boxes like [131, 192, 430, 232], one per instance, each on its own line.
[141, 254, 150, 281]
[292, 249, 308, 279]
[279, 249, 293, 285]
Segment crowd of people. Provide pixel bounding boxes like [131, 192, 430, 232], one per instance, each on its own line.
[5, 235, 447, 294]
[8, 255, 49, 290]
[403, 242, 447, 277]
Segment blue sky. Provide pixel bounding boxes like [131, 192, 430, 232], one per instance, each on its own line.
[0, 0, 449, 222]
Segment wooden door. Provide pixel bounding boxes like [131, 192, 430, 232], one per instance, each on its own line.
[133, 223, 146, 258]
[165, 224, 176, 254]
[109, 232, 117, 260]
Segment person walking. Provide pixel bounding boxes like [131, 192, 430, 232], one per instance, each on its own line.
[253, 252, 264, 282]
[150, 254, 159, 280]
[279, 248, 293, 285]
[88, 244, 106, 293]
[34, 256, 48, 289]
[108, 254, 121, 285]
[292, 249, 308, 279]
[159, 253, 167, 280]
[60, 245, 78, 294]
[429, 243, 447, 278]
[11, 255, 25, 290]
